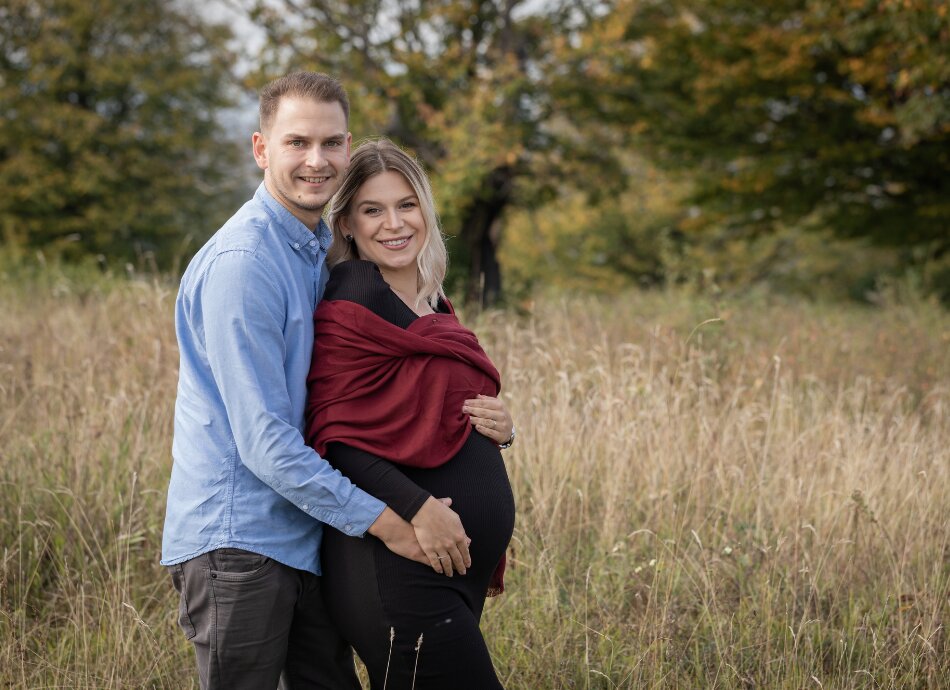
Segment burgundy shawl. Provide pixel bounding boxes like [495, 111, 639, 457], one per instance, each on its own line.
[305, 297, 507, 593]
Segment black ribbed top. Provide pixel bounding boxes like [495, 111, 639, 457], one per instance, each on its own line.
[321, 260, 445, 521]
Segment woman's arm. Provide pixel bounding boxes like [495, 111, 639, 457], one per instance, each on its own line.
[326, 442, 429, 521]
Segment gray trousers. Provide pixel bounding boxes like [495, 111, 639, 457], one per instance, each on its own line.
[169, 548, 361, 690]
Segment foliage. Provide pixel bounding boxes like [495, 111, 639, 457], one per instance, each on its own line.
[2, 0, 946, 303]
[0, 0, 245, 269]
[500, 153, 684, 296]
[573, 0, 950, 298]
[239, 0, 619, 303]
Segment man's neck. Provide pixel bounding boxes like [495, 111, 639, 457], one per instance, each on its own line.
[263, 177, 323, 233]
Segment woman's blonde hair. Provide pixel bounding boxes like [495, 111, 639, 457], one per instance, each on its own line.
[327, 138, 447, 309]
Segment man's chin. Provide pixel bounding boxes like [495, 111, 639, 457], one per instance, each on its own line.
[293, 194, 332, 212]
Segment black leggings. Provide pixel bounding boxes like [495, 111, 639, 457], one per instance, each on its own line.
[321, 434, 515, 689]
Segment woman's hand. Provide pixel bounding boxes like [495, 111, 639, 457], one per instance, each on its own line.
[463, 394, 514, 446]
[410, 496, 471, 577]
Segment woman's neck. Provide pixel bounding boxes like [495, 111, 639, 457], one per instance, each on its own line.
[381, 268, 433, 316]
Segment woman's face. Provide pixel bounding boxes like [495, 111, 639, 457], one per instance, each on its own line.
[344, 170, 427, 283]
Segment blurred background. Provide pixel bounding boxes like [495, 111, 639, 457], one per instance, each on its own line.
[1, 0, 947, 305]
[3, 4, 949, 686]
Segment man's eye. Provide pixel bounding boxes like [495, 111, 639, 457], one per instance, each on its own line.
[326, 140, 341, 148]
[290, 140, 304, 147]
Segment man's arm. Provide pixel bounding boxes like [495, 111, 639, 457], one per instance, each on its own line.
[200, 250, 385, 537]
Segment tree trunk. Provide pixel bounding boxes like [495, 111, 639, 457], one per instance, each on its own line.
[461, 165, 513, 307]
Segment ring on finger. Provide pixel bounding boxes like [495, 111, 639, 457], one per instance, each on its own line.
[436, 555, 449, 560]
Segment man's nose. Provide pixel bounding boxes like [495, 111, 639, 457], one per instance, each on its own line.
[305, 145, 324, 168]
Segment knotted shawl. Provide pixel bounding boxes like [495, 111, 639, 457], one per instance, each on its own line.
[306, 297, 507, 593]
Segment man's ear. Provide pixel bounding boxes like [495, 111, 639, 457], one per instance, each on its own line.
[252, 131, 268, 171]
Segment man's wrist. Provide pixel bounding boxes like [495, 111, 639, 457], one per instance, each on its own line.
[368, 506, 406, 539]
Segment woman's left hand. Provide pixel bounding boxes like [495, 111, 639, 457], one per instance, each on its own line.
[463, 394, 513, 446]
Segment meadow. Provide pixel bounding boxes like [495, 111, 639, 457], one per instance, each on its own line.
[1, 267, 947, 688]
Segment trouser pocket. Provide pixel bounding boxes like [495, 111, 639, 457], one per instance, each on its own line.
[207, 548, 276, 582]
[168, 563, 197, 640]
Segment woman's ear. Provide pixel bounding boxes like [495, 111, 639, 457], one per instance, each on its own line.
[339, 216, 358, 254]
[339, 216, 354, 243]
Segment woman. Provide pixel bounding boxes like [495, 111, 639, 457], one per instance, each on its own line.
[305, 139, 516, 688]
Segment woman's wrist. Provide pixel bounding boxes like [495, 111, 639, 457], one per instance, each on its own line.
[499, 425, 516, 450]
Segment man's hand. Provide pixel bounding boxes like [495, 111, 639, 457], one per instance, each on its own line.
[410, 496, 471, 577]
[366, 507, 428, 566]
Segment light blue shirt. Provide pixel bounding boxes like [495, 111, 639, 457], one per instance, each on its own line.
[161, 183, 386, 575]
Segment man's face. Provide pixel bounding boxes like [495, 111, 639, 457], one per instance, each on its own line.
[252, 97, 352, 230]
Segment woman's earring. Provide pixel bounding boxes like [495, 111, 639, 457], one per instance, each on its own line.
[344, 234, 353, 242]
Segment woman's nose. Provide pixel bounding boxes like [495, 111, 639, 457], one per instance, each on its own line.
[385, 208, 404, 229]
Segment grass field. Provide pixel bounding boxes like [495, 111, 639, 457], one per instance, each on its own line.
[1, 267, 948, 688]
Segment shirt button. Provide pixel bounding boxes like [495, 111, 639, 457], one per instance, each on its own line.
[294, 242, 301, 249]
[344, 524, 353, 532]
[302, 504, 310, 511]
[309, 240, 316, 247]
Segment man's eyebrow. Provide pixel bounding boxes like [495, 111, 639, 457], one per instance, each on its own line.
[283, 132, 345, 142]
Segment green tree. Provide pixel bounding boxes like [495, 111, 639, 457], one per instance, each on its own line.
[574, 0, 950, 296]
[501, 153, 687, 297]
[240, 0, 620, 304]
[0, 0, 243, 268]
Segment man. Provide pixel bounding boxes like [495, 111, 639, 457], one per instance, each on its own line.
[161, 72, 468, 689]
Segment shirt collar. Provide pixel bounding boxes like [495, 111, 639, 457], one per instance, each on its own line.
[254, 182, 333, 255]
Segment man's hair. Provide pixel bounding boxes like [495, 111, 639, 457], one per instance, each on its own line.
[259, 72, 350, 133]
[327, 138, 447, 310]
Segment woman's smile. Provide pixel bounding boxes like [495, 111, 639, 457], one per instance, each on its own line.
[344, 170, 428, 282]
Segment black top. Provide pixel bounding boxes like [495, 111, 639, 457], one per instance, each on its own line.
[323, 259, 448, 327]
[321, 260, 448, 521]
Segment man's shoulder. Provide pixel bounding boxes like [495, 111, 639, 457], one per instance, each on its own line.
[213, 197, 274, 254]
[179, 197, 282, 296]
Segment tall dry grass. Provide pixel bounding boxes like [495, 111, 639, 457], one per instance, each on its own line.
[1, 269, 947, 688]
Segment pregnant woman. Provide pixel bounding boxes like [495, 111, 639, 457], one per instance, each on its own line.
[305, 139, 516, 688]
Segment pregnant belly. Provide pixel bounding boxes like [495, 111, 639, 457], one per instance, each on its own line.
[403, 431, 515, 563]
